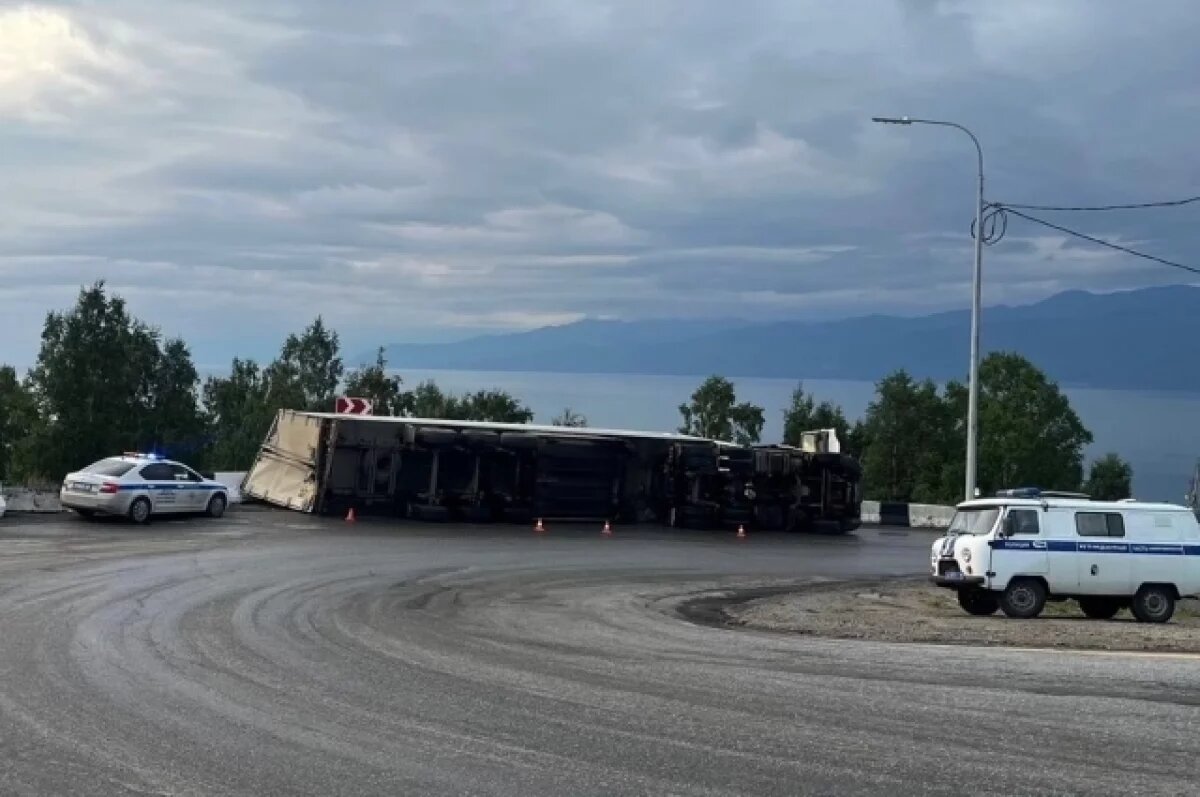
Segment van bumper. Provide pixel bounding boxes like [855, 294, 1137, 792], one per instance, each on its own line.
[930, 574, 986, 589]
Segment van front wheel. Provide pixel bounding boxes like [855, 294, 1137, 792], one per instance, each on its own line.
[1131, 585, 1175, 624]
[956, 589, 999, 616]
[999, 579, 1046, 619]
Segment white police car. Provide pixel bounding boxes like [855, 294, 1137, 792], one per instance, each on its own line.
[60, 453, 229, 523]
[932, 487, 1200, 623]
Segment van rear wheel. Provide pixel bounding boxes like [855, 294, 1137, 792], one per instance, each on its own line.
[999, 579, 1046, 619]
[1078, 597, 1122, 620]
[957, 589, 999, 616]
[1131, 585, 1175, 624]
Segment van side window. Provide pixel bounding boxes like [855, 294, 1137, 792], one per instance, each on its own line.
[1007, 509, 1040, 535]
[1075, 512, 1125, 538]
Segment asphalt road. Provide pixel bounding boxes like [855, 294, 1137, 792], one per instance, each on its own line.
[0, 510, 1197, 796]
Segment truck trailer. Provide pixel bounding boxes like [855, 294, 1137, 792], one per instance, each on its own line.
[241, 410, 862, 532]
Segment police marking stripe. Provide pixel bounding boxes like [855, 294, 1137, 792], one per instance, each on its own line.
[116, 484, 223, 491]
[990, 539, 1200, 556]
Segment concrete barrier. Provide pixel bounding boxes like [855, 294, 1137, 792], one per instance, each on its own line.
[861, 499, 956, 530]
[214, 472, 247, 504]
[0, 488, 62, 514]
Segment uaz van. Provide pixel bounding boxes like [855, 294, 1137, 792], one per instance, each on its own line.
[931, 488, 1200, 623]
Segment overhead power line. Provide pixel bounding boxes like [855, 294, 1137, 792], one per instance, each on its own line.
[1000, 195, 1200, 212]
[987, 205, 1200, 276]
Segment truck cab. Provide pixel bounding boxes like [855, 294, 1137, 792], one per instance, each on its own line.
[931, 488, 1200, 623]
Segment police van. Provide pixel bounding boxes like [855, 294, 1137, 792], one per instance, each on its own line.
[930, 488, 1200, 623]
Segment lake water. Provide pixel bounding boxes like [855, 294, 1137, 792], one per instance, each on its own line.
[394, 368, 1200, 503]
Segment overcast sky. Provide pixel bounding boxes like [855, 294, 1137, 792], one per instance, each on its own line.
[1, 0, 1198, 369]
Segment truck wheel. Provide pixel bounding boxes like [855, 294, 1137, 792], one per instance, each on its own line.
[1131, 585, 1175, 624]
[128, 498, 152, 525]
[1078, 597, 1121, 620]
[999, 579, 1046, 619]
[956, 589, 999, 616]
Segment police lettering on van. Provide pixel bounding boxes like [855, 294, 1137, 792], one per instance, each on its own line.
[930, 488, 1200, 623]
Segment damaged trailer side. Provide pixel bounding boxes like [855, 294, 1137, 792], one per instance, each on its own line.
[242, 410, 863, 531]
[241, 410, 327, 512]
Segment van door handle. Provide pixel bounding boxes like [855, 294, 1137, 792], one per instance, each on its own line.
[1090, 564, 1099, 576]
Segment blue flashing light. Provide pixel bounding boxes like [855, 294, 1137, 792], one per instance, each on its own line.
[995, 487, 1093, 501]
[995, 487, 1042, 498]
[122, 451, 163, 460]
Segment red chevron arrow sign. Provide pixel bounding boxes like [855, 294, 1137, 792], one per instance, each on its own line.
[335, 396, 373, 415]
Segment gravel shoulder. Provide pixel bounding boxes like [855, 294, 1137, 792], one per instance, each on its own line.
[721, 577, 1200, 653]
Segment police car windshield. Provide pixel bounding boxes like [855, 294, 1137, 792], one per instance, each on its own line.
[948, 508, 1000, 535]
[81, 458, 136, 477]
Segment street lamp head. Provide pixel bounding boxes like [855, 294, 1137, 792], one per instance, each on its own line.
[872, 116, 912, 125]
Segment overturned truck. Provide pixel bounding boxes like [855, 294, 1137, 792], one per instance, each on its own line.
[242, 410, 863, 532]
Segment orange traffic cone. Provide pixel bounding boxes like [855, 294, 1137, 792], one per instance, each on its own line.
[346, 507, 357, 523]
[534, 518, 545, 533]
[602, 520, 612, 536]
[736, 524, 746, 539]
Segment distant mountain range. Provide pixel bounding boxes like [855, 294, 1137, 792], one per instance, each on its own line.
[379, 285, 1200, 392]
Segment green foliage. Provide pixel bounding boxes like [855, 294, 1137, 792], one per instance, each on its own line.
[202, 316, 346, 469]
[453, 389, 535, 422]
[406, 381, 533, 422]
[21, 282, 206, 479]
[142, 338, 208, 461]
[858, 353, 1101, 503]
[202, 358, 273, 470]
[551, 407, 588, 427]
[860, 371, 951, 504]
[0, 365, 36, 482]
[943, 352, 1093, 498]
[782, 382, 854, 452]
[266, 317, 343, 412]
[409, 380, 451, 418]
[1083, 453, 1133, 500]
[344, 348, 408, 416]
[843, 419, 868, 461]
[678, 375, 765, 445]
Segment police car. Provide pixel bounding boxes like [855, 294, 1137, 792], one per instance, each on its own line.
[59, 453, 229, 523]
[931, 488, 1200, 623]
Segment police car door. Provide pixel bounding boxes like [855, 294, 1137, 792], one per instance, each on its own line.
[168, 463, 205, 510]
[139, 462, 182, 513]
[995, 507, 1049, 580]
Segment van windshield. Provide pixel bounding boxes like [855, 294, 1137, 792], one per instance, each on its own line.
[948, 508, 1000, 535]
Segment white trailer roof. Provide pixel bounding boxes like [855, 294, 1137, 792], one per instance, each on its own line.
[294, 411, 740, 446]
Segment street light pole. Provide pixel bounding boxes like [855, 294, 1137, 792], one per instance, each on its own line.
[872, 116, 985, 501]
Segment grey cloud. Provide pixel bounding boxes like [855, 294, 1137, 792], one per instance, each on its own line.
[1, 0, 1199, 368]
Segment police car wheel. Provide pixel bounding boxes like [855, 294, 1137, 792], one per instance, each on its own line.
[999, 579, 1046, 619]
[1078, 597, 1122, 620]
[128, 498, 152, 525]
[1131, 585, 1175, 624]
[957, 589, 999, 616]
[206, 494, 227, 519]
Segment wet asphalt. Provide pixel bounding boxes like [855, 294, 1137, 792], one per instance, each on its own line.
[0, 509, 1196, 796]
